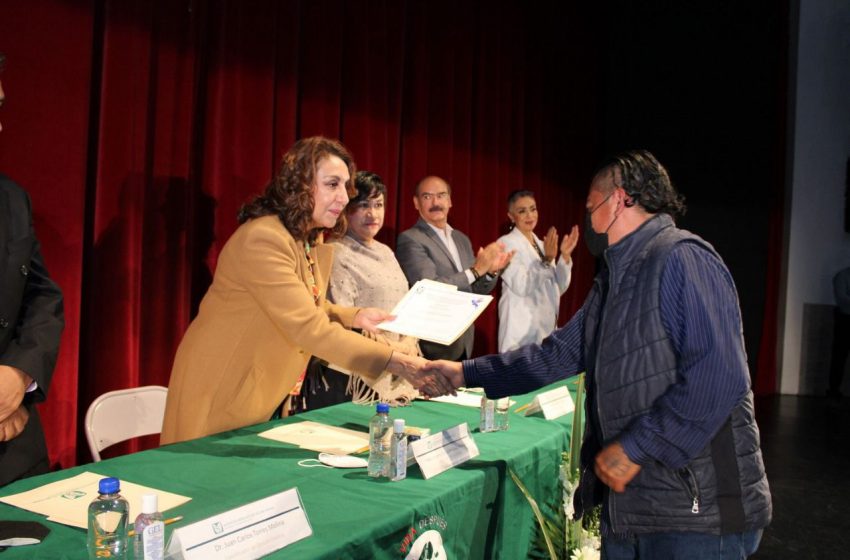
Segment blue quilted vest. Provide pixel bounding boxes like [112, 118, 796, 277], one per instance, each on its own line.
[576, 214, 771, 535]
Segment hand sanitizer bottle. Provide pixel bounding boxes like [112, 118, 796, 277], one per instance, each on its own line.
[389, 418, 408, 481]
[133, 493, 164, 560]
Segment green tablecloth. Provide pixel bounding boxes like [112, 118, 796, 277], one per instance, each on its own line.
[0, 379, 577, 559]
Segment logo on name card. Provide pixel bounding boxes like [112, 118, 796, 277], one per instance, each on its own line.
[470, 298, 483, 309]
[60, 490, 87, 500]
[212, 522, 224, 534]
[399, 515, 448, 559]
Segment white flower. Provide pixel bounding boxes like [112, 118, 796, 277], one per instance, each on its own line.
[562, 477, 576, 519]
[581, 527, 602, 550]
[565, 503, 575, 519]
[581, 530, 601, 552]
[570, 544, 601, 560]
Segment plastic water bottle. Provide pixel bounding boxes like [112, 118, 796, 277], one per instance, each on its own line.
[133, 494, 164, 560]
[389, 418, 408, 481]
[367, 402, 392, 477]
[480, 396, 496, 433]
[87, 477, 129, 559]
[495, 397, 511, 431]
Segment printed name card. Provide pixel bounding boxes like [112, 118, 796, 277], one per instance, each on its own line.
[523, 386, 574, 420]
[164, 488, 311, 559]
[410, 423, 480, 480]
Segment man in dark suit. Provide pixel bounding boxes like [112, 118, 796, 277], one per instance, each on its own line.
[0, 52, 65, 486]
[396, 175, 511, 360]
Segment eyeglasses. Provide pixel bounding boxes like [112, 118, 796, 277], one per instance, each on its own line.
[419, 191, 449, 202]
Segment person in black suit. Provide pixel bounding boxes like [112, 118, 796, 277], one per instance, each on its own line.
[0, 52, 65, 486]
[396, 175, 512, 360]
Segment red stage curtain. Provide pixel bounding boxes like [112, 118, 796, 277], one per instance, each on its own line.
[0, 0, 598, 468]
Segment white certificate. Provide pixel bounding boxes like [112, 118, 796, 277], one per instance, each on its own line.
[378, 280, 493, 345]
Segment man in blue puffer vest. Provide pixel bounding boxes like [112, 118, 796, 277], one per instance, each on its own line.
[426, 150, 771, 558]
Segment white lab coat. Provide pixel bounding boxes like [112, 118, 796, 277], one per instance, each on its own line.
[497, 227, 572, 352]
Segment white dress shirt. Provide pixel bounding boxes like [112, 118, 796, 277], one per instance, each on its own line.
[425, 222, 477, 284]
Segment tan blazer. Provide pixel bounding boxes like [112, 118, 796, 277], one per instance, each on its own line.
[160, 216, 393, 444]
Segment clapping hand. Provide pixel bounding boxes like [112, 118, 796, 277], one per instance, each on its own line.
[560, 225, 579, 264]
[543, 227, 559, 263]
[475, 241, 516, 276]
[474, 242, 501, 275]
[497, 247, 517, 271]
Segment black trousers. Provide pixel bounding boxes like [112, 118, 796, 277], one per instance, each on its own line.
[297, 360, 351, 413]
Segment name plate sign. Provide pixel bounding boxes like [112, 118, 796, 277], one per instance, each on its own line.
[523, 386, 574, 420]
[164, 488, 311, 560]
[410, 423, 480, 480]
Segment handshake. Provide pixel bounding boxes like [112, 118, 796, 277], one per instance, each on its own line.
[385, 353, 467, 398]
[355, 309, 473, 396]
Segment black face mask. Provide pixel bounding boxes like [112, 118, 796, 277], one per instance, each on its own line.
[584, 191, 616, 258]
[584, 212, 609, 258]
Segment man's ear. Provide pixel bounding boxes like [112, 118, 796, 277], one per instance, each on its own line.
[620, 188, 635, 208]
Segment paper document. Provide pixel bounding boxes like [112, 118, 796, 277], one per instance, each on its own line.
[425, 392, 515, 409]
[378, 280, 493, 345]
[0, 471, 191, 529]
[258, 421, 370, 455]
[429, 392, 485, 408]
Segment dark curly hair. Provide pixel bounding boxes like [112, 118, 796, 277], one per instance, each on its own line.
[349, 170, 388, 209]
[596, 150, 687, 219]
[238, 136, 357, 242]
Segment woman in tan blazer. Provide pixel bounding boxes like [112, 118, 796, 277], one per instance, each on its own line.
[161, 137, 447, 444]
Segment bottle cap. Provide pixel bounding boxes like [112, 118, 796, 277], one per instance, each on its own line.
[376, 402, 390, 413]
[141, 494, 158, 514]
[393, 419, 405, 433]
[98, 477, 120, 494]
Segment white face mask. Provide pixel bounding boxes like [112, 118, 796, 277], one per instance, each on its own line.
[297, 453, 368, 469]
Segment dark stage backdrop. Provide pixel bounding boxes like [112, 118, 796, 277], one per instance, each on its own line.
[597, 0, 789, 397]
[0, 0, 784, 470]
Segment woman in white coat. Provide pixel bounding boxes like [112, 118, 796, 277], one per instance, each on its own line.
[497, 190, 579, 352]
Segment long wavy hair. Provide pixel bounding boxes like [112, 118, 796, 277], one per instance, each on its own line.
[238, 136, 357, 242]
